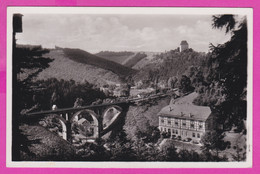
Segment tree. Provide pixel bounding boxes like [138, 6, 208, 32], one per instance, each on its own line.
[160, 143, 178, 161]
[177, 149, 202, 161]
[73, 98, 84, 108]
[200, 131, 230, 158]
[178, 75, 194, 93]
[131, 139, 162, 161]
[135, 124, 161, 144]
[209, 15, 248, 131]
[212, 15, 236, 33]
[185, 66, 205, 87]
[106, 131, 137, 161]
[13, 44, 53, 161]
[15, 46, 53, 111]
[120, 83, 131, 97]
[211, 15, 247, 99]
[232, 143, 247, 161]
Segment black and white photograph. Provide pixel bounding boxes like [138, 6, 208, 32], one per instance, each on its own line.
[7, 7, 252, 167]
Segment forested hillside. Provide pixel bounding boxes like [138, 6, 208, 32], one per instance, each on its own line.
[132, 52, 160, 70]
[63, 48, 136, 78]
[20, 78, 106, 113]
[133, 49, 209, 84]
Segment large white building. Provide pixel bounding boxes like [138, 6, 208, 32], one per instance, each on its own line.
[158, 93, 215, 142]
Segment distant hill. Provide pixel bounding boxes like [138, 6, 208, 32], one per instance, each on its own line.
[132, 52, 161, 70]
[95, 51, 135, 64]
[123, 53, 147, 68]
[36, 49, 126, 86]
[95, 51, 148, 68]
[63, 48, 136, 78]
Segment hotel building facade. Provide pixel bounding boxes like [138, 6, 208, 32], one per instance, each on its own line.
[158, 103, 215, 142]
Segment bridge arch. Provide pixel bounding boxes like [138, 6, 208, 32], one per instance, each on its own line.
[39, 114, 68, 140]
[70, 109, 99, 139]
[102, 105, 123, 130]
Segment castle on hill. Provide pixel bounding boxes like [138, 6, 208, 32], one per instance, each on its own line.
[180, 40, 189, 52]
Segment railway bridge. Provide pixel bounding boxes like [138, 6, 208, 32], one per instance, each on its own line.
[24, 90, 178, 143]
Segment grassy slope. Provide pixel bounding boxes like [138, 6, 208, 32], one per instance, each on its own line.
[37, 49, 122, 86]
[63, 48, 136, 78]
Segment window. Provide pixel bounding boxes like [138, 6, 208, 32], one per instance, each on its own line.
[164, 128, 166, 132]
[191, 123, 195, 128]
[192, 132, 195, 137]
[176, 130, 178, 134]
[182, 122, 186, 126]
[168, 120, 171, 125]
[168, 129, 171, 133]
[199, 125, 202, 129]
[175, 122, 178, 126]
[161, 119, 164, 124]
[197, 133, 200, 138]
[172, 129, 175, 133]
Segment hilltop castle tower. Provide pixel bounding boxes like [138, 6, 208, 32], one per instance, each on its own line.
[180, 40, 189, 52]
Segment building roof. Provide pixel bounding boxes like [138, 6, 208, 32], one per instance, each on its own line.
[180, 40, 188, 45]
[158, 104, 212, 121]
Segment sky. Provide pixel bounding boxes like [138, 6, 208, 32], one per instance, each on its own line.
[16, 14, 231, 53]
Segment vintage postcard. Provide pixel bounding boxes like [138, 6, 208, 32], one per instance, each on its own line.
[6, 7, 253, 168]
